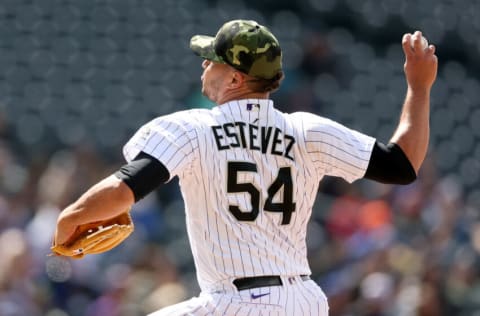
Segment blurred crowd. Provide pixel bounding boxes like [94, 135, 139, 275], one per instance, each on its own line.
[1, 0, 480, 315]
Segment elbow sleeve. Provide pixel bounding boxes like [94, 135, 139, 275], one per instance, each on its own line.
[364, 142, 417, 185]
[114, 152, 170, 201]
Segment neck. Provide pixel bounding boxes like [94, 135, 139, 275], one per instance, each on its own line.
[217, 87, 269, 105]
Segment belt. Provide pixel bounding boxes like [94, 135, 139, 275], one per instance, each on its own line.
[233, 275, 310, 291]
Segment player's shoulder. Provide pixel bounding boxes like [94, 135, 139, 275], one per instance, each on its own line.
[147, 108, 215, 129]
[288, 111, 335, 128]
[287, 111, 353, 141]
[161, 108, 213, 121]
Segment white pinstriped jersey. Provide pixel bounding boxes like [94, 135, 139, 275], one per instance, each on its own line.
[123, 99, 375, 292]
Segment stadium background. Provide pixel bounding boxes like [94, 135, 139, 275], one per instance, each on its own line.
[1, 0, 479, 315]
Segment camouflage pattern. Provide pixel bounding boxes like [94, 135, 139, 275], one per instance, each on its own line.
[190, 20, 282, 79]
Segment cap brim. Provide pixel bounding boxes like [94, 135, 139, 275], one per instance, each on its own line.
[189, 35, 223, 63]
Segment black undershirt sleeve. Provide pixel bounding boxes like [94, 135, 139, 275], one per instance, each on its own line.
[364, 141, 417, 185]
[114, 151, 170, 202]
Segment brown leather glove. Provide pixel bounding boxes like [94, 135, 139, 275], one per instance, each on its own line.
[51, 212, 134, 259]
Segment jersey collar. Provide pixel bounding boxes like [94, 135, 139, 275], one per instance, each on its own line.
[214, 99, 274, 120]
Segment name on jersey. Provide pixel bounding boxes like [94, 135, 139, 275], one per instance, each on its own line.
[211, 122, 295, 161]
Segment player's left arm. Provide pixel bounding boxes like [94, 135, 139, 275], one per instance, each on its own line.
[54, 152, 170, 246]
[54, 175, 135, 246]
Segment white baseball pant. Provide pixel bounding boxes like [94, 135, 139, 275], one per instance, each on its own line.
[148, 275, 329, 316]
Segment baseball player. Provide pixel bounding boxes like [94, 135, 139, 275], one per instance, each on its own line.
[54, 20, 437, 315]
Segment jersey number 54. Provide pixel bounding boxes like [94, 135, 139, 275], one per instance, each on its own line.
[227, 161, 296, 225]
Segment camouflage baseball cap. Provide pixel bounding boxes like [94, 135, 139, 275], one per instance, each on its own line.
[190, 20, 282, 80]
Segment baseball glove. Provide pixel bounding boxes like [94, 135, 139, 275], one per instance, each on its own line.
[51, 212, 134, 259]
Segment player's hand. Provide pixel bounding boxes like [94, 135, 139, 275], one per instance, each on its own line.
[51, 211, 134, 259]
[54, 214, 77, 246]
[402, 31, 438, 91]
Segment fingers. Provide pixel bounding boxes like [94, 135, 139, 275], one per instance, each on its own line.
[402, 31, 436, 57]
[411, 31, 425, 50]
[402, 30, 438, 90]
[402, 33, 414, 57]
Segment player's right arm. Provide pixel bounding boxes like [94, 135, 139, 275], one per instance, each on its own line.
[354, 31, 437, 185]
[389, 31, 438, 173]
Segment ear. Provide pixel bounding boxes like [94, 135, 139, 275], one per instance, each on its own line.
[229, 71, 245, 89]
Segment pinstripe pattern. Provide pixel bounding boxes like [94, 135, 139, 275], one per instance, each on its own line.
[147, 276, 328, 316]
[123, 99, 375, 315]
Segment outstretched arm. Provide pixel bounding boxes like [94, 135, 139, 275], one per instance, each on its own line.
[54, 152, 169, 246]
[390, 31, 438, 174]
[54, 175, 135, 246]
